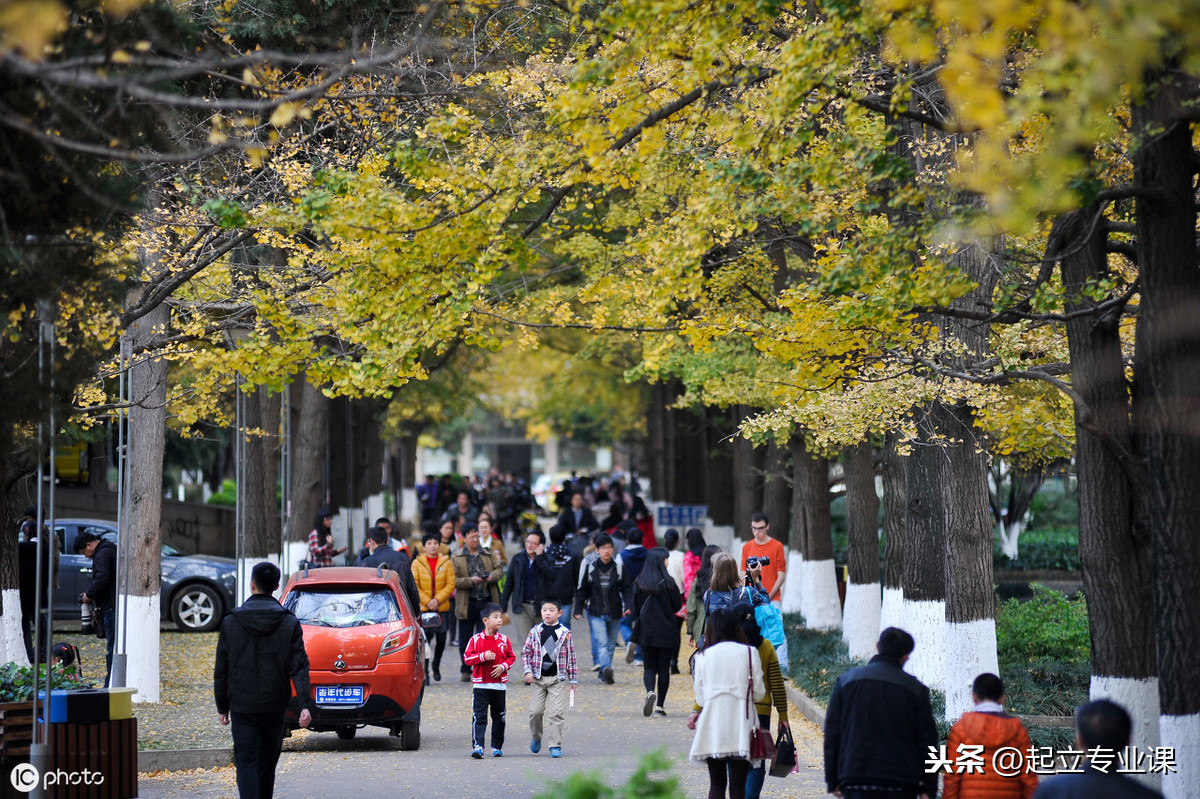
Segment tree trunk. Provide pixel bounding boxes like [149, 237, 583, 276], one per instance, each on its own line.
[880, 430, 907, 633]
[761, 436, 792, 546]
[701, 405, 733, 520]
[123, 295, 168, 703]
[1132, 81, 1200, 796]
[942, 401, 999, 720]
[731, 405, 762, 540]
[788, 434, 838, 628]
[843, 440, 880, 660]
[243, 386, 281, 596]
[0, 458, 24, 665]
[287, 373, 330, 571]
[1056, 206, 1159, 760]
[646, 383, 670, 502]
[902, 405, 948, 692]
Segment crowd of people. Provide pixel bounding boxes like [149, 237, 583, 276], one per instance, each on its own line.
[281, 474, 1161, 799]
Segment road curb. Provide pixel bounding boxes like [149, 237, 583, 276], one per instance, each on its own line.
[784, 681, 826, 728]
[138, 748, 232, 773]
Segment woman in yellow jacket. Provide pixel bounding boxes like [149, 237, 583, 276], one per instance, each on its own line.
[413, 532, 456, 683]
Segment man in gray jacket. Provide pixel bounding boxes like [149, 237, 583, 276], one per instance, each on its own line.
[214, 562, 312, 799]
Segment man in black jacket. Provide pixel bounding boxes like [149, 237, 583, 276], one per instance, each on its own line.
[573, 534, 631, 685]
[358, 526, 421, 614]
[75, 531, 118, 686]
[543, 524, 581, 629]
[214, 562, 312, 799]
[500, 531, 556, 647]
[824, 627, 938, 799]
[557, 491, 599, 536]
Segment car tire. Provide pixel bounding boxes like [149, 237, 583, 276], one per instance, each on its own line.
[398, 719, 420, 751]
[170, 583, 223, 632]
[335, 725, 356, 740]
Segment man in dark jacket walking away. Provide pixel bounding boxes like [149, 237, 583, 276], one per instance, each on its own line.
[75, 531, 118, 686]
[824, 627, 938, 799]
[214, 562, 312, 799]
[1032, 700, 1161, 799]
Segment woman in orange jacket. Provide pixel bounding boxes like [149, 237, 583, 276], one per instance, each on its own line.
[943, 674, 1038, 799]
[413, 532, 456, 682]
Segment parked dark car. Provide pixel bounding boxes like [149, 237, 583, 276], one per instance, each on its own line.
[52, 518, 236, 633]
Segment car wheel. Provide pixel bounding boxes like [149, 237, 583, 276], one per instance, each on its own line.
[399, 719, 420, 751]
[335, 725, 356, 740]
[171, 583, 223, 632]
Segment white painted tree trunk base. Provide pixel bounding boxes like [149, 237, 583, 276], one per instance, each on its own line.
[121, 593, 160, 703]
[843, 582, 881, 661]
[781, 552, 804, 615]
[879, 586, 904, 633]
[902, 598, 945, 693]
[2, 589, 29, 666]
[1091, 676, 1161, 790]
[1160, 712, 1199, 799]
[944, 618, 998, 721]
[237, 555, 282, 602]
[800, 558, 842, 630]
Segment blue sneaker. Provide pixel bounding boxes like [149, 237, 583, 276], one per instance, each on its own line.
[471, 746, 484, 759]
[531, 738, 541, 754]
[492, 748, 503, 758]
[549, 746, 562, 758]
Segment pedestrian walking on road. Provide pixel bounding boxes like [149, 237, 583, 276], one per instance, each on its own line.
[574, 533, 631, 685]
[686, 544, 722, 648]
[452, 524, 503, 682]
[823, 627, 939, 799]
[943, 673, 1038, 799]
[463, 603, 516, 758]
[543, 524, 581, 629]
[214, 561, 313, 799]
[733, 602, 789, 799]
[630, 548, 683, 716]
[500, 530, 554, 647]
[414, 532, 456, 683]
[687, 608, 765, 799]
[522, 599, 578, 759]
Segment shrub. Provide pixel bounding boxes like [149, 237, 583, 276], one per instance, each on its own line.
[997, 584, 1089, 666]
[532, 749, 682, 799]
[995, 529, 1080, 571]
[206, 478, 237, 506]
[0, 662, 95, 702]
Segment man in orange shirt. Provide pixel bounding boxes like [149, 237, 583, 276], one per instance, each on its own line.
[741, 512, 787, 603]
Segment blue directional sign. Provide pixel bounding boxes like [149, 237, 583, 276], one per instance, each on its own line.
[656, 505, 708, 528]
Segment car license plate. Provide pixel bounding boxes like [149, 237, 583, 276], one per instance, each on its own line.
[315, 685, 364, 705]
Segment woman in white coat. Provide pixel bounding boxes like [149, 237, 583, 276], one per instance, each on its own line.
[687, 607, 766, 799]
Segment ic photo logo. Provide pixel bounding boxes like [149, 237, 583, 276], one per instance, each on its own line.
[9, 763, 105, 792]
[10, 763, 38, 793]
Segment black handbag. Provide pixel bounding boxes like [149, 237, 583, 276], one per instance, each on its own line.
[769, 725, 797, 778]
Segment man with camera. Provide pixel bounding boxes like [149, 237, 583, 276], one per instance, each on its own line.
[74, 530, 117, 686]
[741, 512, 786, 604]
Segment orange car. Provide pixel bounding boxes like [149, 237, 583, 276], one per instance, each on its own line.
[281, 565, 436, 749]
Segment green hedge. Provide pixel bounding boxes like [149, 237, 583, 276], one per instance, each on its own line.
[995, 528, 1080, 572]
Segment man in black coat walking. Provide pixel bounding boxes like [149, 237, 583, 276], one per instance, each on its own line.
[75, 530, 118, 686]
[214, 562, 313, 799]
[359, 526, 421, 615]
[824, 627, 939, 799]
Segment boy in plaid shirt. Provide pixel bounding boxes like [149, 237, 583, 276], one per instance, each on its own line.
[522, 598, 578, 758]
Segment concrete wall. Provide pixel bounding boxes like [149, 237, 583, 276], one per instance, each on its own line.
[54, 487, 236, 556]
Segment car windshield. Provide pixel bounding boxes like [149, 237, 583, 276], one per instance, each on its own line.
[162, 543, 187, 556]
[283, 586, 401, 628]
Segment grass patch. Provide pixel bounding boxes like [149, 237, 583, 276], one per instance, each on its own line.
[783, 615, 863, 706]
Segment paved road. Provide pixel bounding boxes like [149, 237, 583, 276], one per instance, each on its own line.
[141, 621, 827, 799]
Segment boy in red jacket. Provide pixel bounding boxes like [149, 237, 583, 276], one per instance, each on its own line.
[463, 603, 516, 758]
